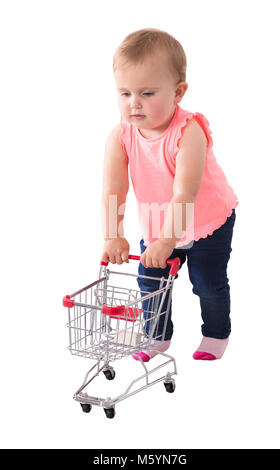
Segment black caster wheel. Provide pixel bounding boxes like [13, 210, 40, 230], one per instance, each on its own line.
[103, 368, 115, 380]
[164, 381, 176, 393]
[80, 403, 92, 413]
[104, 407, 115, 419]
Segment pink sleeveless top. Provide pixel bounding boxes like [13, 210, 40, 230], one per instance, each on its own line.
[119, 104, 238, 248]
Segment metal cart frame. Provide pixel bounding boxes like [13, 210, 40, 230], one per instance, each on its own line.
[63, 255, 180, 418]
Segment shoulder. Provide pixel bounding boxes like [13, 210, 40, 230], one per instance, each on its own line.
[178, 117, 208, 151]
[105, 123, 126, 149]
[106, 123, 121, 141]
[104, 123, 128, 163]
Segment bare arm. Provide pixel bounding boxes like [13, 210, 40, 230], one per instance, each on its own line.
[158, 118, 207, 248]
[141, 118, 207, 269]
[101, 124, 130, 263]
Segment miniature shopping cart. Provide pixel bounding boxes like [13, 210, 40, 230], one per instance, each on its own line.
[63, 254, 181, 419]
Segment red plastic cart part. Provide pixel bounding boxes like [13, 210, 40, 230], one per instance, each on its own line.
[167, 257, 181, 276]
[63, 295, 74, 308]
[102, 305, 143, 322]
[100, 255, 181, 276]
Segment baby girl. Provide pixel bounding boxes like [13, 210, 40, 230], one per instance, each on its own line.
[101, 28, 238, 361]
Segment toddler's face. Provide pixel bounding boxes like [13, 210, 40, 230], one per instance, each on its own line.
[114, 52, 187, 138]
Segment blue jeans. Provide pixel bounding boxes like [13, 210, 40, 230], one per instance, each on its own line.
[137, 209, 236, 341]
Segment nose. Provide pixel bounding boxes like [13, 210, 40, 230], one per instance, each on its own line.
[129, 94, 142, 110]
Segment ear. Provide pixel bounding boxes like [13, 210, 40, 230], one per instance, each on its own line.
[175, 82, 188, 103]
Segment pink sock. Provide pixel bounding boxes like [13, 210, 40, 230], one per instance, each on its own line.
[193, 336, 229, 360]
[132, 339, 171, 362]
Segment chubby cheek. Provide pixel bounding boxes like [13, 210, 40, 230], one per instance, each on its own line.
[150, 102, 170, 122]
[123, 103, 132, 119]
[118, 100, 124, 112]
[117, 97, 127, 115]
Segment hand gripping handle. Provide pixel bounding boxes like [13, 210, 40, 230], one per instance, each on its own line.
[100, 255, 181, 276]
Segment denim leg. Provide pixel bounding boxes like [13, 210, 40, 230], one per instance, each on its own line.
[186, 209, 236, 339]
[137, 239, 186, 341]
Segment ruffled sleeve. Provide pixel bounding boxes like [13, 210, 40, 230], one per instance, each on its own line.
[174, 110, 213, 155]
[192, 112, 213, 148]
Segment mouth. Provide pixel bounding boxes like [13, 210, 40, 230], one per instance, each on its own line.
[130, 114, 145, 119]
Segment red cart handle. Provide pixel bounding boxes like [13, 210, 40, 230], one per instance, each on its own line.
[100, 255, 181, 276]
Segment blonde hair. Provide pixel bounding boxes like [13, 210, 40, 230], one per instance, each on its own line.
[113, 28, 187, 84]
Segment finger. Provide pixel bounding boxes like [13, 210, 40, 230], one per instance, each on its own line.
[152, 259, 160, 268]
[140, 253, 146, 268]
[146, 255, 153, 268]
[115, 253, 123, 265]
[109, 255, 116, 264]
[101, 252, 109, 263]
[121, 251, 129, 263]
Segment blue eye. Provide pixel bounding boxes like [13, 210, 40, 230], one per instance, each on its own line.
[143, 92, 154, 96]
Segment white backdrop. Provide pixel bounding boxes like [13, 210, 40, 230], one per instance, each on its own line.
[1, 0, 279, 449]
